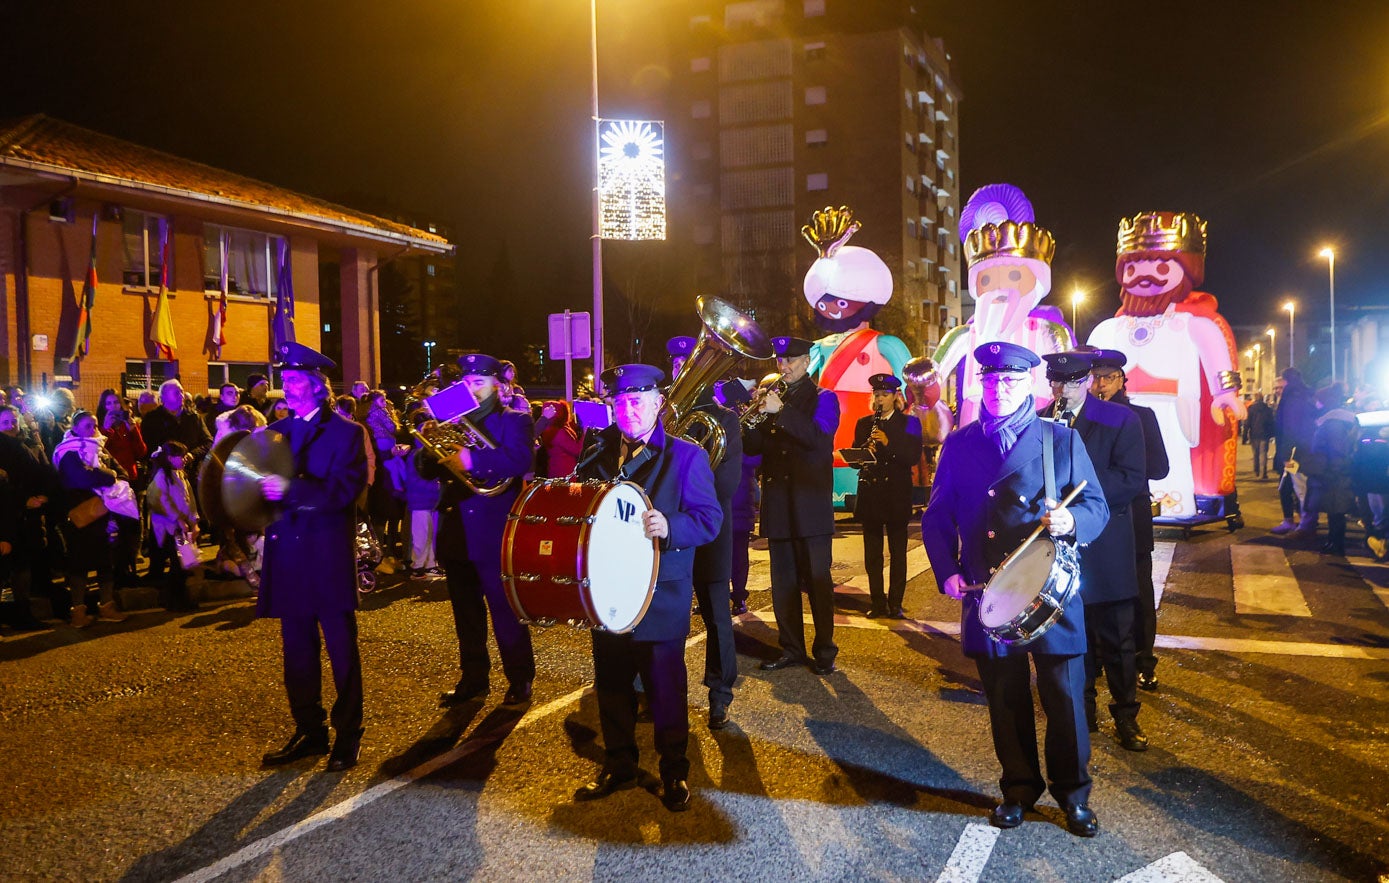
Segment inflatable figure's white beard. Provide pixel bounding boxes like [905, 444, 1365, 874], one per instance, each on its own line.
[972, 285, 1045, 343]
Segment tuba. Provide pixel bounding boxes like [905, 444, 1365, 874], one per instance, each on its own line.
[662, 296, 774, 468]
[411, 380, 513, 497]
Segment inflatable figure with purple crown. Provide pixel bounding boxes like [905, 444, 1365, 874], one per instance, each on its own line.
[800, 206, 912, 507]
[932, 184, 1073, 424]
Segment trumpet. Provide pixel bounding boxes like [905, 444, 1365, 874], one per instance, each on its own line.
[741, 375, 787, 428]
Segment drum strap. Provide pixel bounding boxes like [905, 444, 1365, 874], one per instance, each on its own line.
[1041, 421, 1058, 503]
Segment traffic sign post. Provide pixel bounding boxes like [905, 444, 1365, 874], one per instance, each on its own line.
[548, 310, 592, 402]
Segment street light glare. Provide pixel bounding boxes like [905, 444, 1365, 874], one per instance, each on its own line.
[1283, 301, 1295, 313]
[1319, 247, 1335, 259]
[1266, 328, 1275, 338]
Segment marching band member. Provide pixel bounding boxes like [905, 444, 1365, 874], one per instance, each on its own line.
[851, 373, 922, 618]
[921, 342, 1107, 836]
[258, 343, 370, 772]
[669, 338, 743, 731]
[746, 336, 841, 676]
[573, 364, 721, 812]
[1043, 352, 1149, 751]
[425, 353, 537, 709]
[716, 379, 759, 616]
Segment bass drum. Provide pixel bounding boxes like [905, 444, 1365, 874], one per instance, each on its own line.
[502, 479, 659, 634]
[977, 536, 1080, 646]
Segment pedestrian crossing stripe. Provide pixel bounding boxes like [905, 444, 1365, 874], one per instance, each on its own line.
[1230, 545, 1312, 616]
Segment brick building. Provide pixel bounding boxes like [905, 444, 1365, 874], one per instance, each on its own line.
[668, 0, 964, 353]
[0, 115, 453, 407]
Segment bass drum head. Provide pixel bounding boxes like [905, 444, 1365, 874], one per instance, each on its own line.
[585, 482, 658, 633]
[979, 537, 1056, 629]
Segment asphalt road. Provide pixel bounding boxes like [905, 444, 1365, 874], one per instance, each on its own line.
[1, 468, 1386, 882]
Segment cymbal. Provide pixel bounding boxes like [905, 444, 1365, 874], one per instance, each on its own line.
[222, 429, 293, 531]
[198, 429, 249, 530]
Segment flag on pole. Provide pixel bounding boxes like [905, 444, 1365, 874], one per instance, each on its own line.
[70, 214, 98, 363]
[272, 237, 296, 350]
[209, 230, 228, 359]
[150, 221, 177, 360]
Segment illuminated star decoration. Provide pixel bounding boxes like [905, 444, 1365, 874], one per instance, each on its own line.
[598, 119, 666, 241]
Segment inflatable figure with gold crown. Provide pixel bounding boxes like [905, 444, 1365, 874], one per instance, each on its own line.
[1087, 212, 1246, 524]
[933, 184, 1073, 425]
[800, 207, 912, 507]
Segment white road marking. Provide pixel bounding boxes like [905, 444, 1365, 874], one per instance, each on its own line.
[934, 822, 999, 883]
[1230, 545, 1312, 616]
[1114, 850, 1224, 882]
[1348, 561, 1389, 612]
[839, 543, 932, 592]
[1151, 542, 1175, 608]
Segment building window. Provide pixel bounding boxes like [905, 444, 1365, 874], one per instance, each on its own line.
[805, 85, 826, 105]
[49, 198, 74, 224]
[804, 40, 826, 61]
[905, 176, 915, 194]
[426, 264, 436, 277]
[805, 128, 828, 146]
[691, 56, 711, 73]
[906, 219, 916, 238]
[804, 0, 826, 15]
[906, 260, 916, 276]
[691, 100, 712, 119]
[122, 211, 167, 289]
[948, 279, 957, 294]
[806, 173, 829, 191]
[123, 359, 178, 396]
[202, 223, 284, 299]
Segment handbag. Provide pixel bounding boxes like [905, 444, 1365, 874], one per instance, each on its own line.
[68, 496, 108, 529]
[174, 530, 200, 570]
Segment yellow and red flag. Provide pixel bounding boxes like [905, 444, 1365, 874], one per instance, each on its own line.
[69, 214, 98, 362]
[149, 223, 177, 360]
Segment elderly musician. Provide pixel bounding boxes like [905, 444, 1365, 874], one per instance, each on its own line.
[921, 342, 1108, 837]
[425, 353, 537, 708]
[258, 343, 370, 772]
[745, 336, 841, 675]
[851, 373, 922, 619]
[572, 364, 721, 813]
[1044, 351, 1150, 752]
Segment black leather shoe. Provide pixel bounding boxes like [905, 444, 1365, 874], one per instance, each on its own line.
[1065, 803, 1099, 837]
[888, 608, 906, 620]
[440, 683, 489, 706]
[326, 729, 363, 772]
[865, 606, 887, 619]
[989, 802, 1025, 829]
[262, 729, 329, 766]
[574, 771, 639, 802]
[760, 655, 800, 672]
[1137, 672, 1159, 692]
[1115, 718, 1149, 752]
[709, 705, 730, 730]
[812, 661, 838, 676]
[661, 778, 691, 812]
[730, 601, 748, 616]
[502, 681, 533, 707]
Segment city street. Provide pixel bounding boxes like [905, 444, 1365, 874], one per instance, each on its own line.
[2, 470, 1386, 882]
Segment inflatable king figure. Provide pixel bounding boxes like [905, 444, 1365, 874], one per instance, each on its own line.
[1087, 212, 1246, 521]
[933, 184, 1072, 425]
[800, 206, 912, 507]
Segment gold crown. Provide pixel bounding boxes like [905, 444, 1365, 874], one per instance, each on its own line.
[963, 221, 1055, 267]
[801, 205, 861, 258]
[1116, 211, 1207, 256]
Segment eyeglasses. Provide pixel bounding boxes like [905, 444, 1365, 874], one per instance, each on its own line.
[1049, 379, 1090, 389]
[980, 373, 1030, 388]
[1090, 372, 1121, 382]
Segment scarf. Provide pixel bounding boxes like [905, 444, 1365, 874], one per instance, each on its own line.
[980, 395, 1036, 457]
[52, 429, 105, 468]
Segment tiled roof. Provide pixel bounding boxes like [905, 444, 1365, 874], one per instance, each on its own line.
[0, 115, 452, 252]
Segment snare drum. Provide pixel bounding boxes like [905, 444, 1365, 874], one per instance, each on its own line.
[977, 536, 1080, 646]
[501, 479, 659, 633]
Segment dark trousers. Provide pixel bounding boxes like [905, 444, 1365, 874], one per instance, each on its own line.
[592, 630, 689, 781]
[1133, 551, 1157, 678]
[976, 653, 1091, 808]
[1084, 600, 1140, 723]
[1279, 472, 1300, 520]
[768, 535, 837, 666]
[694, 578, 736, 707]
[1251, 438, 1270, 477]
[280, 610, 363, 736]
[730, 529, 752, 607]
[157, 533, 191, 609]
[442, 556, 535, 692]
[862, 519, 908, 612]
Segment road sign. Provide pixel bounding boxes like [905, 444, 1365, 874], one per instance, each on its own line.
[548, 311, 591, 359]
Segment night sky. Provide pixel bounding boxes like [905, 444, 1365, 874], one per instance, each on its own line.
[4, 0, 1387, 358]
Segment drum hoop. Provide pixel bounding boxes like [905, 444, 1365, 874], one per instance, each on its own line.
[586, 479, 660, 633]
[981, 537, 1079, 645]
[501, 477, 550, 621]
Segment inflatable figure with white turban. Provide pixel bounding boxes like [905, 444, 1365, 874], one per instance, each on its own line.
[1087, 212, 1245, 523]
[800, 207, 912, 506]
[933, 184, 1072, 426]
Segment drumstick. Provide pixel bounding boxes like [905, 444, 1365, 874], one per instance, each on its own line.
[1008, 479, 1088, 564]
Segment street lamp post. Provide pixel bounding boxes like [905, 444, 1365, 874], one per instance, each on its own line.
[589, 0, 605, 383]
[1071, 289, 1084, 339]
[1284, 300, 1296, 369]
[423, 339, 437, 374]
[1319, 247, 1336, 383]
[1266, 327, 1277, 381]
[1253, 342, 1263, 394]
